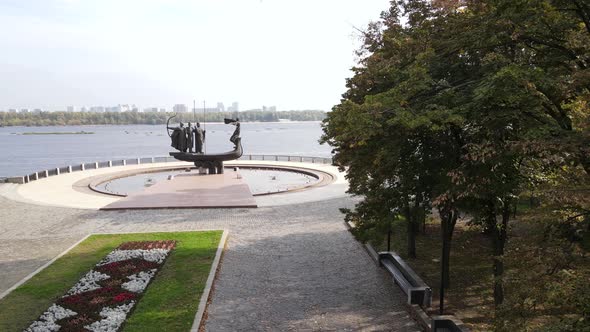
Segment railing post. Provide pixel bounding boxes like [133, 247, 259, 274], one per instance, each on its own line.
[94, 162, 99, 169]
[108, 160, 112, 167]
[151, 157, 155, 163]
[275, 156, 278, 161]
[34, 172, 39, 180]
[68, 165, 72, 173]
[123, 159, 127, 166]
[81, 163, 85, 171]
[137, 158, 141, 165]
[300, 156, 303, 162]
[56, 168, 60, 175]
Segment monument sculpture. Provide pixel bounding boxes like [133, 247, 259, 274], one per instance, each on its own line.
[227, 118, 240, 149]
[167, 114, 242, 174]
[167, 120, 187, 152]
[186, 122, 194, 153]
[193, 122, 205, 154]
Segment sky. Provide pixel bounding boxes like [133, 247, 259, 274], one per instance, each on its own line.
[0, 0, 391, 111]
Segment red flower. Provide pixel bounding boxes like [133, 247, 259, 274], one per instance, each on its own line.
[62, 294, 83, 304]
[113, 292, 136, 302]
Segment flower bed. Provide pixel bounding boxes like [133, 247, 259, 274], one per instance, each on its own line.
[26, 240, 176, 332]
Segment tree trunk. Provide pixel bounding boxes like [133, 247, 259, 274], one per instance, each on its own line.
[441, 209, 457, 288]
[407, 214, 417, 258]
[579, 152, 590, 177]
[492, 243, 504, 306]
[482, 200, 496, 235]
[439, 206, 458, 314]
[492, 199, 511, 307]
[423, 208, 427, 234]
[404, 201, 417, 258]
[442, 230, 452, 289]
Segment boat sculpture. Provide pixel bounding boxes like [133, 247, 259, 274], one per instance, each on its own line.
[167, 115, 242, 174]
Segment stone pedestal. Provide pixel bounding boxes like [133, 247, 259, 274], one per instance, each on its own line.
[194, 160, 224, 174]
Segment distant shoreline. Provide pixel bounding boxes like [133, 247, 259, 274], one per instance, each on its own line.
[0, 110, 326, 127]
[0, 120, 324, 129]
[21, 131, 94, 135]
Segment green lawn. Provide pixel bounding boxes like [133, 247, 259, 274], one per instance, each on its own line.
[0, 231, 223, 332]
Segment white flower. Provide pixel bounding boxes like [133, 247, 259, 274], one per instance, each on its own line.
[28, 244, 174, 332]
[26, 320, 60, 332]
[97, 249, 170, 266]
[122, 269, 157, 293]
[85, 302, 135, 332]
[65, 270, 111, 296]
[25, 304, 77, 332]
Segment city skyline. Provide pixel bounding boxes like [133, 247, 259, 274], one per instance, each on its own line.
[0, 0, 391, 111]
[0, 100, 310, 113]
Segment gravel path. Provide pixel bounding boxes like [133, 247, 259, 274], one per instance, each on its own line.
[0, 190, 419, 331]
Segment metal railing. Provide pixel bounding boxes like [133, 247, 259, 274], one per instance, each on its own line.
[239, 154, 332, 164]
[2, 154, 333, 184]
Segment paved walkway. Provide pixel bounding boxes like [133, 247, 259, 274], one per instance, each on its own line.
[0, 186, 419, 331]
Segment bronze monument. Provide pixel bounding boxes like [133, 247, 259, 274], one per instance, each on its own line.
[167, 115, 242, 174]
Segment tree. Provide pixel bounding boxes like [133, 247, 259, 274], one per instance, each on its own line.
[323, 0, 590, 324]
[443, 0, 590, 313]
[322, 2, 467, 312]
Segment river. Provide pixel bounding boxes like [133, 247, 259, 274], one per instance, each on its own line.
[0, 122, 332, 177]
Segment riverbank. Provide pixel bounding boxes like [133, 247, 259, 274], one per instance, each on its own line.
[0, 110, 326, 127]
[20, 131, 94, 135]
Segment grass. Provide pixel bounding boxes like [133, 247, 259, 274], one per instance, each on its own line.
[0, 231, 222, 332]
[362, 208, 590, 331]
[368, 219, 494, 331]
[21, 131, 94, 135]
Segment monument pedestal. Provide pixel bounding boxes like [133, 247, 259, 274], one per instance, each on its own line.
[100, 172, 257, 210]
[193, 160, 224, 175]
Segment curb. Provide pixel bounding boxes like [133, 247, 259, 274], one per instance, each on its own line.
[191, 229, 229, 331]
[408, 303, 433, 332]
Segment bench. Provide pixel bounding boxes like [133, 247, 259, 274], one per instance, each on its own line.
[378, 251, 432, 308]
[431, 316, 471, 332]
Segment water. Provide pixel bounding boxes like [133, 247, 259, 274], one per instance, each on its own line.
[238, 168, 317, 194]
[94, 167, 318, 196]
[0, 122, 331, 177]
[95, 170, 188, 196]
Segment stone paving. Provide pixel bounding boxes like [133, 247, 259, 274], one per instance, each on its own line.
[0, 186, 419, 331]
